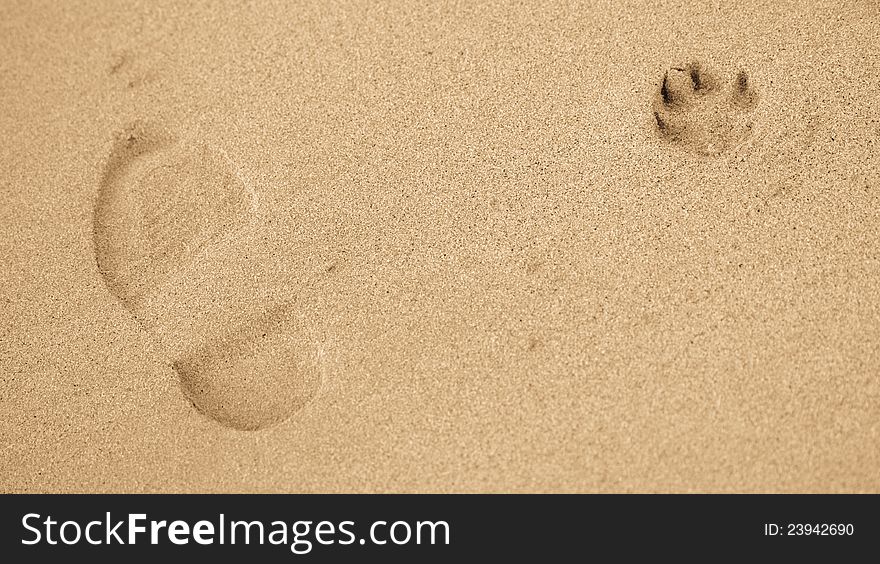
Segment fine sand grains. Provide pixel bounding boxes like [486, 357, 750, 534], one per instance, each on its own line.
[93, 121, 322, 431]
[1, 0, 878, 493]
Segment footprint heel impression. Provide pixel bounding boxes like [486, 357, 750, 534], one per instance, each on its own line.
[173, 312, 323, 431]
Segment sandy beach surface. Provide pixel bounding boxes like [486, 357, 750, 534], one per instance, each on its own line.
[1, 0, 878, 492]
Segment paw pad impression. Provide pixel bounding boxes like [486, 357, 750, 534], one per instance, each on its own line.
[653, 62, 758, 156]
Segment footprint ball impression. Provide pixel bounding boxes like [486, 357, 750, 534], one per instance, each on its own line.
[93, 121, 321, 431]
[653, 62, 758, 156]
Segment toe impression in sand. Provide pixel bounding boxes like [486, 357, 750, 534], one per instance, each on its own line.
[93, 121, 322, 430]
[653, 61, 758, 156]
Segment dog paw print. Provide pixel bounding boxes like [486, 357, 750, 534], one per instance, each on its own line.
[653, 62, 758, 156]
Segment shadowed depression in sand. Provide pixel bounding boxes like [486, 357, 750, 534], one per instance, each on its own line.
[653, 62, 759, 156]
[93, 122, 321, 430]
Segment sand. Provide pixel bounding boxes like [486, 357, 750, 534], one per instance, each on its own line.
[1, 0, 878, 493]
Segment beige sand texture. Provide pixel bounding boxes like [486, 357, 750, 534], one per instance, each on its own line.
[1, 0, 879, 492]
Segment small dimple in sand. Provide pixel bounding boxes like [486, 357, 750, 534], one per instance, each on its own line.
[93, 121, 322, 431]
[653, 61, 759, 157]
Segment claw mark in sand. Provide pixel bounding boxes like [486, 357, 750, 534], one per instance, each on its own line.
[653, 61, 759, 156]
